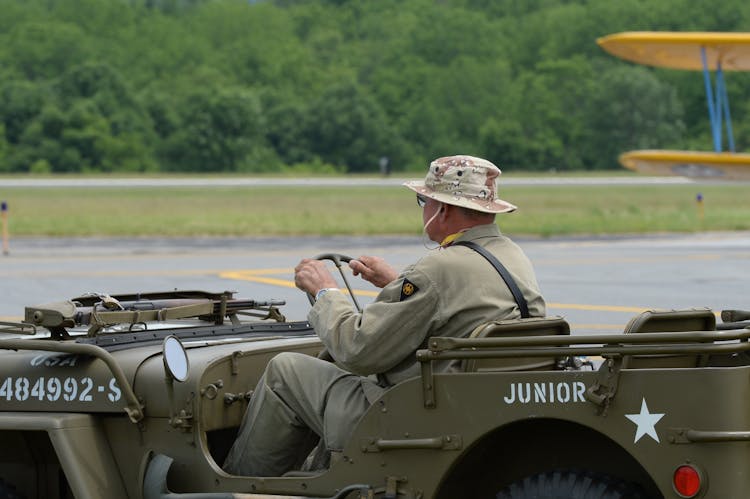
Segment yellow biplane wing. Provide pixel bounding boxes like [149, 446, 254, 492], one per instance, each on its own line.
[597, 31, 750, 71]
[620, 150, 750, 180]
[599, 31, 750, 179]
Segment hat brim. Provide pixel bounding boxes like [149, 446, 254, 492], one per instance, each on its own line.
[403, 181, 517, 214]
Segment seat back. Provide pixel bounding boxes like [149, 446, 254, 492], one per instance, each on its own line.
[462, 316, 570, 372]
[623, 308, 716, 368]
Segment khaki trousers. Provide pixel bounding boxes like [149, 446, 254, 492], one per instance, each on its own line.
[223, 351, 385, 477]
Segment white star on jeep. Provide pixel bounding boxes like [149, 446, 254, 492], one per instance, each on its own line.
[626, 398, 665, 443]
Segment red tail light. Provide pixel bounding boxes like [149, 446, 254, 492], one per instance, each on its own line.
[673, 464, 702, 498]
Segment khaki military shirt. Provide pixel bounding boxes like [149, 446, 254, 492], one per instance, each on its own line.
[308, 224, 545, 386]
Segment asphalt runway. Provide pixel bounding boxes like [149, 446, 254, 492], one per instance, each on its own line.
[1, 232, 748, 334]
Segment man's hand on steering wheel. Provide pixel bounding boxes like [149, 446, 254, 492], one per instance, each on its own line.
[296, 253, 393, 313]
[349, 256, 398, 288]
[294, 259, 339, 296]
[296, 255, 362, 365]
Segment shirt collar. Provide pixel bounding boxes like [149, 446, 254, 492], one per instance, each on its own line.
[439, 231, 465, 247]
[443, 223, 502, 247]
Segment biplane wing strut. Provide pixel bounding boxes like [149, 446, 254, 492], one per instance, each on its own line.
[701, 47, 735, 152]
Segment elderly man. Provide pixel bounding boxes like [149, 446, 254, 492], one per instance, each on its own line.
[223, 155, 546, 477]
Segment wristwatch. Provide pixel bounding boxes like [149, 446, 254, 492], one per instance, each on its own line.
[315, 288, 340, 301]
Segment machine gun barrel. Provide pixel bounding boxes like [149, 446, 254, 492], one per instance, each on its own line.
[95, 298, 284, 313]
[25, 296, 286, 330]
[75, 298, 286, 325]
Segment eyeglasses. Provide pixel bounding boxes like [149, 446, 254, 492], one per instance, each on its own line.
[416, 194, 428, 208]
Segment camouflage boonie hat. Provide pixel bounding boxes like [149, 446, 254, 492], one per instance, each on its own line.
[403, 155, 517, 214]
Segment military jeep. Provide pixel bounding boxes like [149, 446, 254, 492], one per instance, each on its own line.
[1, 263, 750, 499]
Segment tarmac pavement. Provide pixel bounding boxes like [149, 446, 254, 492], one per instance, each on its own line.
[1, 232, 748, 334]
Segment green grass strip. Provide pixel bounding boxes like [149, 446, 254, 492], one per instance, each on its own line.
[1, 183, 747, 237]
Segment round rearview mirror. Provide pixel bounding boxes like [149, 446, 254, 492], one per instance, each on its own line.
[163, 336, 189, 382]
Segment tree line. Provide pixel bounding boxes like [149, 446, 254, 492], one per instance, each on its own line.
[1, 0, 749, 174]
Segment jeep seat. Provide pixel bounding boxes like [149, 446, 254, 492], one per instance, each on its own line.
[623, 308, 716, 368]
[461, 316, 570, 372]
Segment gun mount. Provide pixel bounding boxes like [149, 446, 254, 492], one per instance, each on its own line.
[20, 290, 286, 338]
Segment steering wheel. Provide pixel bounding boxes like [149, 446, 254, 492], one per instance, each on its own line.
[305, 253, 362, 363]
[305, 253, 363, 313]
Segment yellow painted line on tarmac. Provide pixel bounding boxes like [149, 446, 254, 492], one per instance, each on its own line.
[221, 270, 651, 311]
[547, 302, 647, 313]
[534, 253, 729, 266]
[223, 268, 294, 276]
[1, 268, 221, 278]
[220, 269, 380, 296]
[221, 269, 297, 289]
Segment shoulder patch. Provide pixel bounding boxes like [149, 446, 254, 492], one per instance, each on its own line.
[399, 278, 420, 301]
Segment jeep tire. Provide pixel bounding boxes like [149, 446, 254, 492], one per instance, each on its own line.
[496, 470, 648, 499]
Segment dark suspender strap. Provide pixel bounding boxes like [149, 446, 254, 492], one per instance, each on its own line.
[453, 240, 530, 318]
